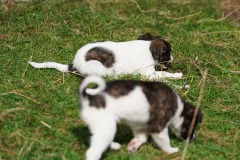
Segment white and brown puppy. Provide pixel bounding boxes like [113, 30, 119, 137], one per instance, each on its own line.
[79, 75, 202, 160]
[29, 33, 182, 79]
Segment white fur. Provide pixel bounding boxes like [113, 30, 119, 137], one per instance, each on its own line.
[29, 40, 182, 79]
[79, 76, 186, 160]
[80, 75, 106, 96]
[28, 61, 69, 72]
[169, 93, 184, 138]
[151, 128, 179, 154]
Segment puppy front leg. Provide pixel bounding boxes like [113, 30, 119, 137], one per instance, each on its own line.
[151, 128, 179, 154]
[153, 71, 182, 79]
[142, 69, 182, 79]
[86, 116, 117, 160]
[127, 128, 148, 153]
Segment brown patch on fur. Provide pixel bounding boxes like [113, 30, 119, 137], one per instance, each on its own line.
[85, 47, 115, 68]
[105, 81, 135, 98]
[68, 64, 78, 72]
[140, 82, 178, 133]
[88, 95, 106, 108]
[150, 39, 166, 60]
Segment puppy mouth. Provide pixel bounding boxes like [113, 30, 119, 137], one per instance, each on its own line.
[158, 56, 174, 69]
[155, 56, 173, 69]
[161, 63, 168, 69]
[157, 61, 172, 69]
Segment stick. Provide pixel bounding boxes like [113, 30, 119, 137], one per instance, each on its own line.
[40, 121, 52, 129]
[181, 69, 208, 160]
[165, 11, 201, 20]
[129, 0, 156, 13]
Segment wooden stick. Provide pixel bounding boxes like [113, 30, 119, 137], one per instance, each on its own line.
[181, 69, 208, 160]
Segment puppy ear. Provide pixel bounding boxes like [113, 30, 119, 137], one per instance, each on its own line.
[150, 40, 165, 59]
[163, 40, 171, 53]
[138, 33, 154, 40]
[197, 110, 203, 123]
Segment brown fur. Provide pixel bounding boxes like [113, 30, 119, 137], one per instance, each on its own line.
[138, 33, 172, 66]
[181, 102, 203, 140]
[85, 47, 115, 68]
[140, 83, 177, 133]
[88, 95, 106, 108]
[150, 40, 167, 60]
[105, 81, 135, 98]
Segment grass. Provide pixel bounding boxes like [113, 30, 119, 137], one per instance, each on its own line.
[0, 0, 239, 159]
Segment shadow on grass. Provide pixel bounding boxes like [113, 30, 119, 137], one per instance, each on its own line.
[71, 123, 133, 147]
[71, 125, 91, 147]
[70, 123, 133, 159]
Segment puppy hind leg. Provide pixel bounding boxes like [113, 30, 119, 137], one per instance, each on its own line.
[86, 115, 117, 160]
[127, 128, 148, 153]
[151, 128, 179, 154]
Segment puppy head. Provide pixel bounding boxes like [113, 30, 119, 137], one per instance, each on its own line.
[150, 39, 172, 69]
[138, 33, 172, 69]
[180, 102, 203, 142]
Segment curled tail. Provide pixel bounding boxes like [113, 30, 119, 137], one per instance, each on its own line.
[79, 75, 106, 96]
[29, 61, 76, 72]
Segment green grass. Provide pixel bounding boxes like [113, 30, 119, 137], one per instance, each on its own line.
[0, 0, 239, 159]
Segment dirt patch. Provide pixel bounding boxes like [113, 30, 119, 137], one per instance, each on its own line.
[220, 0, 240, 22]
[1, 0, 15, 12]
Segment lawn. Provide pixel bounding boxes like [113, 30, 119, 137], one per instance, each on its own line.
[0, 0, 239, 160]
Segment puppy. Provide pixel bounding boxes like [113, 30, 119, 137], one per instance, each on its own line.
[29, 33, 182, 79]
[79, 75, 202, 160]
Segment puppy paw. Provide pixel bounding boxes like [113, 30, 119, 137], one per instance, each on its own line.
[165, 147, 179, 154]
[127, 146, 138, 154]
[110, 142, 121, 150]
[127, 140, 137, 154]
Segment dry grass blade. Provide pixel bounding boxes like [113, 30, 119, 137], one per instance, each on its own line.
[40, 121, 52, 129]
[165, 11, 201, 20]
[129, 0, 157, 13]
[8, 91, 42, 105]
[21, 55, 32, 81]
[0, 107, 26, 120]
[230, 70, 240, 74]
[17, 140, 28, 160]
[181, 69, 208, 160]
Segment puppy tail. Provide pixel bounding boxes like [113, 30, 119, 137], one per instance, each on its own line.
[79, 75, 106, 96]
[29, 61, 77, 73]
